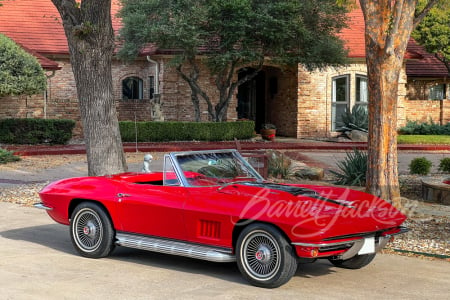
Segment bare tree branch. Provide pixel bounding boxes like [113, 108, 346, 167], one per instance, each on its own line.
[413, 0, 440, 28]
[51, 0, 81, 28]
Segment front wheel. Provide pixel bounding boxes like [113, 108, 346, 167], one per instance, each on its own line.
[328, 253, 376, 269]
[70, 202, 115, 258]
[236, 223, 297, 288]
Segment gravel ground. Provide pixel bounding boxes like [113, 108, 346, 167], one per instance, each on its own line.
[0, 154, 448, 262]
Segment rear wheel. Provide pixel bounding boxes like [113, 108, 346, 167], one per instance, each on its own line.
[70, 202, 115, 258]
[328, 253, 376, 269]
[236, 223, 297, 288]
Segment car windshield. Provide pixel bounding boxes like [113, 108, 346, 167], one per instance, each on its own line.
[174, 151, 263, 187]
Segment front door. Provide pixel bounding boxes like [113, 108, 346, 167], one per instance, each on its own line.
[117, 184, 188, 240]
[237, 69, 266, 131]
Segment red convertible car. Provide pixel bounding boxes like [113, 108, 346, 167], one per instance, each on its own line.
[35, 149, 407, 288]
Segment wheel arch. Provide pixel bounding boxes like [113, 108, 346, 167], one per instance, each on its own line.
[232, 219, 294, 251]
[68, 199, 114, 226]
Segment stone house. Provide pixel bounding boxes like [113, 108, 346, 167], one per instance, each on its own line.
[0, 0, 448, 138]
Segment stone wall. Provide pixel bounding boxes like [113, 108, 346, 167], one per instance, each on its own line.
[403, 99, 450, 125]
[296, 63, 370, 138]
[296, 62, 414, 138]
[0, 57, 158, 138]
[267, 67, 298, 137]
[394, 65, 408, 128]
[403, 79, 450, 125]
[1, 55, 447, 140]
[296, 66, 328, 138]
[0, 94, 45, 119]
[44, 59, 81, 135]
[0, 56, 240, 138]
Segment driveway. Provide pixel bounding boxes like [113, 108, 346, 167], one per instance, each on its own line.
[1, 202, 448, 299]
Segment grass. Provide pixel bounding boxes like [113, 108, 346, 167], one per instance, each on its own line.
[397, 135, 450, 145]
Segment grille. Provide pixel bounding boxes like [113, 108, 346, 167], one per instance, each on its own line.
[198, 220, 221, 239]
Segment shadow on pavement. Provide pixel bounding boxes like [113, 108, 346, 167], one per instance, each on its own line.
[1, 223, 337, 286]
[0, 223, 74, 254]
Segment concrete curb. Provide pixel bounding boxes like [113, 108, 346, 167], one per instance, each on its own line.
[5, 141, 450, 156]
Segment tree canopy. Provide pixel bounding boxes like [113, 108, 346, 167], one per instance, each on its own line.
[0, 34, 47, 97]
[119, 0, 349, 121]
[412, 0, 450, 72]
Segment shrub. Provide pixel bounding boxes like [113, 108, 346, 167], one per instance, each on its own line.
[0, 34, 47, 96]
[409, 157, 432, 175]
[261, 123, 277, 130]
[330, 149, 367, 186]
[438, 157, 450, 173]
[119, 121, 255, 142]
[267, 150, 297, 179]
[0, 118, 75, 144]
[0, 148, 20, 164]
[337, 105, 368, 132]
[399, 120, 450, 135]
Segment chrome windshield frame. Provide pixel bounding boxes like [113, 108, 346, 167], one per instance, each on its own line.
[164, 149, 264, 187]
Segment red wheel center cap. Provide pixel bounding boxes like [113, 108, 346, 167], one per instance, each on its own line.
[83, 226, 90, 235]
[255, 251, 263, 260]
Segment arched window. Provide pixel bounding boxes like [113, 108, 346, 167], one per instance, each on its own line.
[122, 76, 143, 100]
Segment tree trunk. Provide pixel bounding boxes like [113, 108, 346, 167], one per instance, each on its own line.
[176, 63, 202, 121]
[52, 0, 127, 176]
[190, 93, 201, 122]
[365, 57, 402, 207]
[360, 0, 417, 207]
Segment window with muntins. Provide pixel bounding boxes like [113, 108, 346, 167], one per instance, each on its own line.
[332, 75, 349, 131]
[331, 74, 368, 131]
[429, 84, 445, 100]
[356, 75, 368, 104]
[149, 76, 155, 99]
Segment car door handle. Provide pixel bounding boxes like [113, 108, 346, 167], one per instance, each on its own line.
[117, 193, 131, 198]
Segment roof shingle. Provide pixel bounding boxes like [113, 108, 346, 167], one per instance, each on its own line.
[406, 39, 449, 78]
[0, 0, 447, 77]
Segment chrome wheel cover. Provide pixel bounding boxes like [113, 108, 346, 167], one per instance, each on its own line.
[72, 208, 103, 252]
[241, 230, 281, 281]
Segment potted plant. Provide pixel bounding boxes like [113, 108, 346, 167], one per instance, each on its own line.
[260, 123, 277, 141]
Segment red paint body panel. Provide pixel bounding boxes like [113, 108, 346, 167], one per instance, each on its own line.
[39, 169, 406, 259]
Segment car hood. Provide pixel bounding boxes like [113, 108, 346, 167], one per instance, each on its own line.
[219, 182, 407, 242]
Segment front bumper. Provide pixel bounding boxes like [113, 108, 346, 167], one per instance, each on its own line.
[33, 202, 53, 211]
[292, 226, 409, 259]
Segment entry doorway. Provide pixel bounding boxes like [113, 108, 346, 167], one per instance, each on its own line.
[237, 69, 266, 131]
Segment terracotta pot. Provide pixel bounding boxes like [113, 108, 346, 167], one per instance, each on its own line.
[260, 129, 276, 141]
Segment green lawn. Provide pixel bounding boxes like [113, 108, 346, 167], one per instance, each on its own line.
[398, 135, 450, 145]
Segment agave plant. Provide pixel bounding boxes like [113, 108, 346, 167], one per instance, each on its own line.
[0, 148, 21, 164]
[337, 105, 368, 132]
[330, 149, 367, 186]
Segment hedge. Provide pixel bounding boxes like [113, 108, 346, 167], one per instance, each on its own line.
[0, 119, 255, 144]
[119, 121, 255, 142]
[399, 120, 450, 135]
[0, 118, 75, 144]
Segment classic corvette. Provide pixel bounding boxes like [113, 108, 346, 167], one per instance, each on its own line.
[35, 149, 408, 288]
